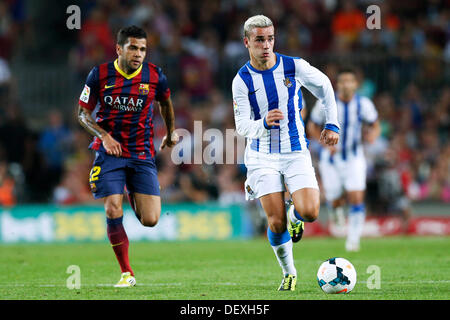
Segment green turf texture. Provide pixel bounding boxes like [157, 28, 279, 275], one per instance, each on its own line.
[1, 236, 449, 300]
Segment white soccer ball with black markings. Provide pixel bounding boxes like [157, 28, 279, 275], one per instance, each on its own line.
[317, 257, 357, 294]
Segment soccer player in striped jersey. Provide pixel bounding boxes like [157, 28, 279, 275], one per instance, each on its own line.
[78, 26, 177, 287]
[232, 15, 340, 291]
[308, 66, 380, 252]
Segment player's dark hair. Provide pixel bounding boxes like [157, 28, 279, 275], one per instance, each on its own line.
[117, 25, 147, 46]
[337, 65, 357, 77]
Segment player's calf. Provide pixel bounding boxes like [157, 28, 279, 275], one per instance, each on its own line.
[260, 192, 288, 233]
[133, 193, 161, 227]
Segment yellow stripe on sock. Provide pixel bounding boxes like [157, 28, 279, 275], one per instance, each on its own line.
[111, 242, 124, 247]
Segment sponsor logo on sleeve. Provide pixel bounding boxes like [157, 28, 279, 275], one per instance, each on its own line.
[233, 99, 239, 115]
[80, 85, 90, 103]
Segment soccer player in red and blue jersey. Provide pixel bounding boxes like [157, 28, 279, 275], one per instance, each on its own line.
[78, 26, 177, 287]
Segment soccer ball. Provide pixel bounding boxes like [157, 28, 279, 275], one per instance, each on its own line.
[317, 257, 357, 294]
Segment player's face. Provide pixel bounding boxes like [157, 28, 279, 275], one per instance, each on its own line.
[337, 73, 358, 100]
[117, 37, 147, 72]
[244, 26, 275, 63]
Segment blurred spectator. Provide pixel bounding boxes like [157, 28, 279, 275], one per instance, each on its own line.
[355, 67, 376, 99]
[70, 6, 116, 78]
[38, 110, 73, 194]
[0, 102, 31, 164]
[435, 88, 450, 142]
[374, 147, 411, 230]
[331, 0, 366, 48]
[0, 1, 14, 59]
[400, 83, 426, 130]
[179, 165, 218, 203]
[359, 1, 400, 53]
[217, 164, 245, 205]
[156, 150, 185, 203]
[52, 162, 93, 205]
[81, 7, 115, 59]
[52, 127, 96, 205]
[0, 57, 11, 107]
[0, 151, 16, 207]
[180, 54, 213, 101]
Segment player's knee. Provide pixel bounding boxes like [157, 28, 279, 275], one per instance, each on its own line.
[297, 202, 319, 222]
[268, 217, 286, 233]
[139, 209, 160, 227]
[105, 202, 123, 219]
[141, 216, 158, 227]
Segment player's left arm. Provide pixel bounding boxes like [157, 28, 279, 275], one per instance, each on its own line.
[295, 59, 339, 146]
[155, 67, 178, 150]
[361, 97, 380, 144]
[363, 119, 380, 144]
[158, 97, 178, 150]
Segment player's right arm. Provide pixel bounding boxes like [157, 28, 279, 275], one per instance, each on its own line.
[232, 75, 283, 138]
[77, 66, 122, 157]
[78, 106, 122, 157]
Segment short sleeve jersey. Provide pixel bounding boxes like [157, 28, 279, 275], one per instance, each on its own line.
[79, 59, 170, 159]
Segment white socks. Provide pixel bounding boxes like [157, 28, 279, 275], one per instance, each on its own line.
[288, 205, 303, 225]
[346, 204, 366, 247]
[267, 228, 297, 276]
[271, 239, 297, 276]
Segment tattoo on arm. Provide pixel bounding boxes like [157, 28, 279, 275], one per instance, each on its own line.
[78, 105, 107, 139]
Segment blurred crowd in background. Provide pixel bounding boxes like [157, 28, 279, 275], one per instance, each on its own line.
[0, 0, 448, 217]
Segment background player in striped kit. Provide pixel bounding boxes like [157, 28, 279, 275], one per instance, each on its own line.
[308, 66, 380, 252]
[232, 15, 340, 291]
[78, 26, 178, 287]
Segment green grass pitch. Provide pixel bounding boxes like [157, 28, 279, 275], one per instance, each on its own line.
[1, 236, 449, 300]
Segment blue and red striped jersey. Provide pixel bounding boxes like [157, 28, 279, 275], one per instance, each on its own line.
[79, 59, 170, 160]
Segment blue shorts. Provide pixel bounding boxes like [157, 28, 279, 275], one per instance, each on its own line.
[89, 151, 160, 199]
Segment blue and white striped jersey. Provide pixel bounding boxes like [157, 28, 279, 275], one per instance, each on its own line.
[232, 52, 339, 154]
[310, 93, 378, 161]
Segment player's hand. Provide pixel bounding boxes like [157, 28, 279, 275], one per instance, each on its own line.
[265, 109, 284, 127]
[326, 145, 337, 155]
[160, 131, 179, 151]
[102, 133, 122, 157]
[319, 129, 339, 146]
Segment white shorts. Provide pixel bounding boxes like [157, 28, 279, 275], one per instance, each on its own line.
[318, 155, 366, 202]
[244, 147, 319, 200]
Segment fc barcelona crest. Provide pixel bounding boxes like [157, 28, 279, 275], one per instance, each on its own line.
[139, 83, 149, 95]
[283, 78, 293, 88]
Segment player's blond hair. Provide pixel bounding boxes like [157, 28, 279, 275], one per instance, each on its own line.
[243, 15, 273, 38]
